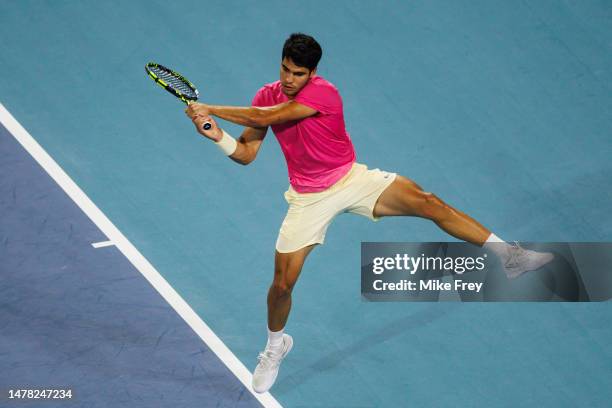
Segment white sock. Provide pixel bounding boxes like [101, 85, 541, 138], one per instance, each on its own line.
[267, 328, 284, 350]
[483, 233, 512, 261]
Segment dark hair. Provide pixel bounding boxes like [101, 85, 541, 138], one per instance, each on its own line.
[282, 33, 322, 71]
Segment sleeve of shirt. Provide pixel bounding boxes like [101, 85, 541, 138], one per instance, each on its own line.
[251, 86, 267, 107]
[294, 80, 342, 115]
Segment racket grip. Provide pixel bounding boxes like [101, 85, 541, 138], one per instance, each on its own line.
[203, 122, 212, 131]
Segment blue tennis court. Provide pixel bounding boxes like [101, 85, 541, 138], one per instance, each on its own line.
[1, 1, 611, 407]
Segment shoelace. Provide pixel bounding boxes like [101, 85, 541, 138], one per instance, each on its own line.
[257, 349, 281, 369]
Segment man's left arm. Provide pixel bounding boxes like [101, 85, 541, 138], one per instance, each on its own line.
[186, 101, 317, 128]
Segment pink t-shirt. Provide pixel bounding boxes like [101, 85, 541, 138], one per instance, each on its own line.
[252, 76, 356, 193]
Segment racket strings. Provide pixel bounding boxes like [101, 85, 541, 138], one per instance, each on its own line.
[149, 65, 197, 99]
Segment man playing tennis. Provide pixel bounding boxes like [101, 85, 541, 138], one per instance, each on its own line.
[185, 33, 553, 393]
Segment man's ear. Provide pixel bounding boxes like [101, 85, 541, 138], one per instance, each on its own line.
[310, 68, 317, 78]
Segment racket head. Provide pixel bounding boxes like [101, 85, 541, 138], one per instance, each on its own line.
[145, 62, 199, 104]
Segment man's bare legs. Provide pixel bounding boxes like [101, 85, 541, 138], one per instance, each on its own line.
[373, 175, 553, 277]
[252, 244, 316, 393]
[373, 176, 491, 245]
[268, 245, 316, 331]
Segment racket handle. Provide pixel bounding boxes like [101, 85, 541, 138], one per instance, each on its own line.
[203, 122, 212, 131]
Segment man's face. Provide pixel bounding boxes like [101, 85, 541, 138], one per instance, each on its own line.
[280, 57, 316, 97]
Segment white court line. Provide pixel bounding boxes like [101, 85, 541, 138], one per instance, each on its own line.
[92, 240, 115, 248]
[0, 103, 282, 408]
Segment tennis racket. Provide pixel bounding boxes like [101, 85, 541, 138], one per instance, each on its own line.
[145, 62, 212, 130]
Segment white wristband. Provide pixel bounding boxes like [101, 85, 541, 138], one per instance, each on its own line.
[214, 129, 238, 156]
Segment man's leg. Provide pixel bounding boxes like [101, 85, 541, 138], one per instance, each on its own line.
[268, 245, 316, 331]
[252, 244, 315, 393]
[372, 176, 553, 277]
[373, 176, 490, 245]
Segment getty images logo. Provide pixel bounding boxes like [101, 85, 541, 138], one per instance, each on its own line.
[372, 253, 488, 275]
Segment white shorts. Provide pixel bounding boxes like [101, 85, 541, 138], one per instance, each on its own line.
[276, 162, 397, 253]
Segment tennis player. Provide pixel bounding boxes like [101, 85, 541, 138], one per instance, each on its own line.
[185, 33, 553, 393]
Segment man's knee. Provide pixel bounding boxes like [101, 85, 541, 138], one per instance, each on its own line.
[269, 246, 313, 300]
[419, 192, 451, 220]
[269, 263, 300, 299]
[270, 282, 294, 299]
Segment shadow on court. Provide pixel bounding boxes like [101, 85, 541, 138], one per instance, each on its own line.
[274, 306, 454, 393]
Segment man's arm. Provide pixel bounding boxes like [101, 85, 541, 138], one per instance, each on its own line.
[186, 101, 317, 128]
[187, 113, 267, 165]
[229, 125, 268, 165]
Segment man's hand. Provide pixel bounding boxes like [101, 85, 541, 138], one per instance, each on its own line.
[190, 114, 223, 142]
[185, 102, 210, 119]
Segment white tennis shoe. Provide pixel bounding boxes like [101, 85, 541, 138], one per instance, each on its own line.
[503, 242, 554, 279]
[252, 334, 293, 393]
